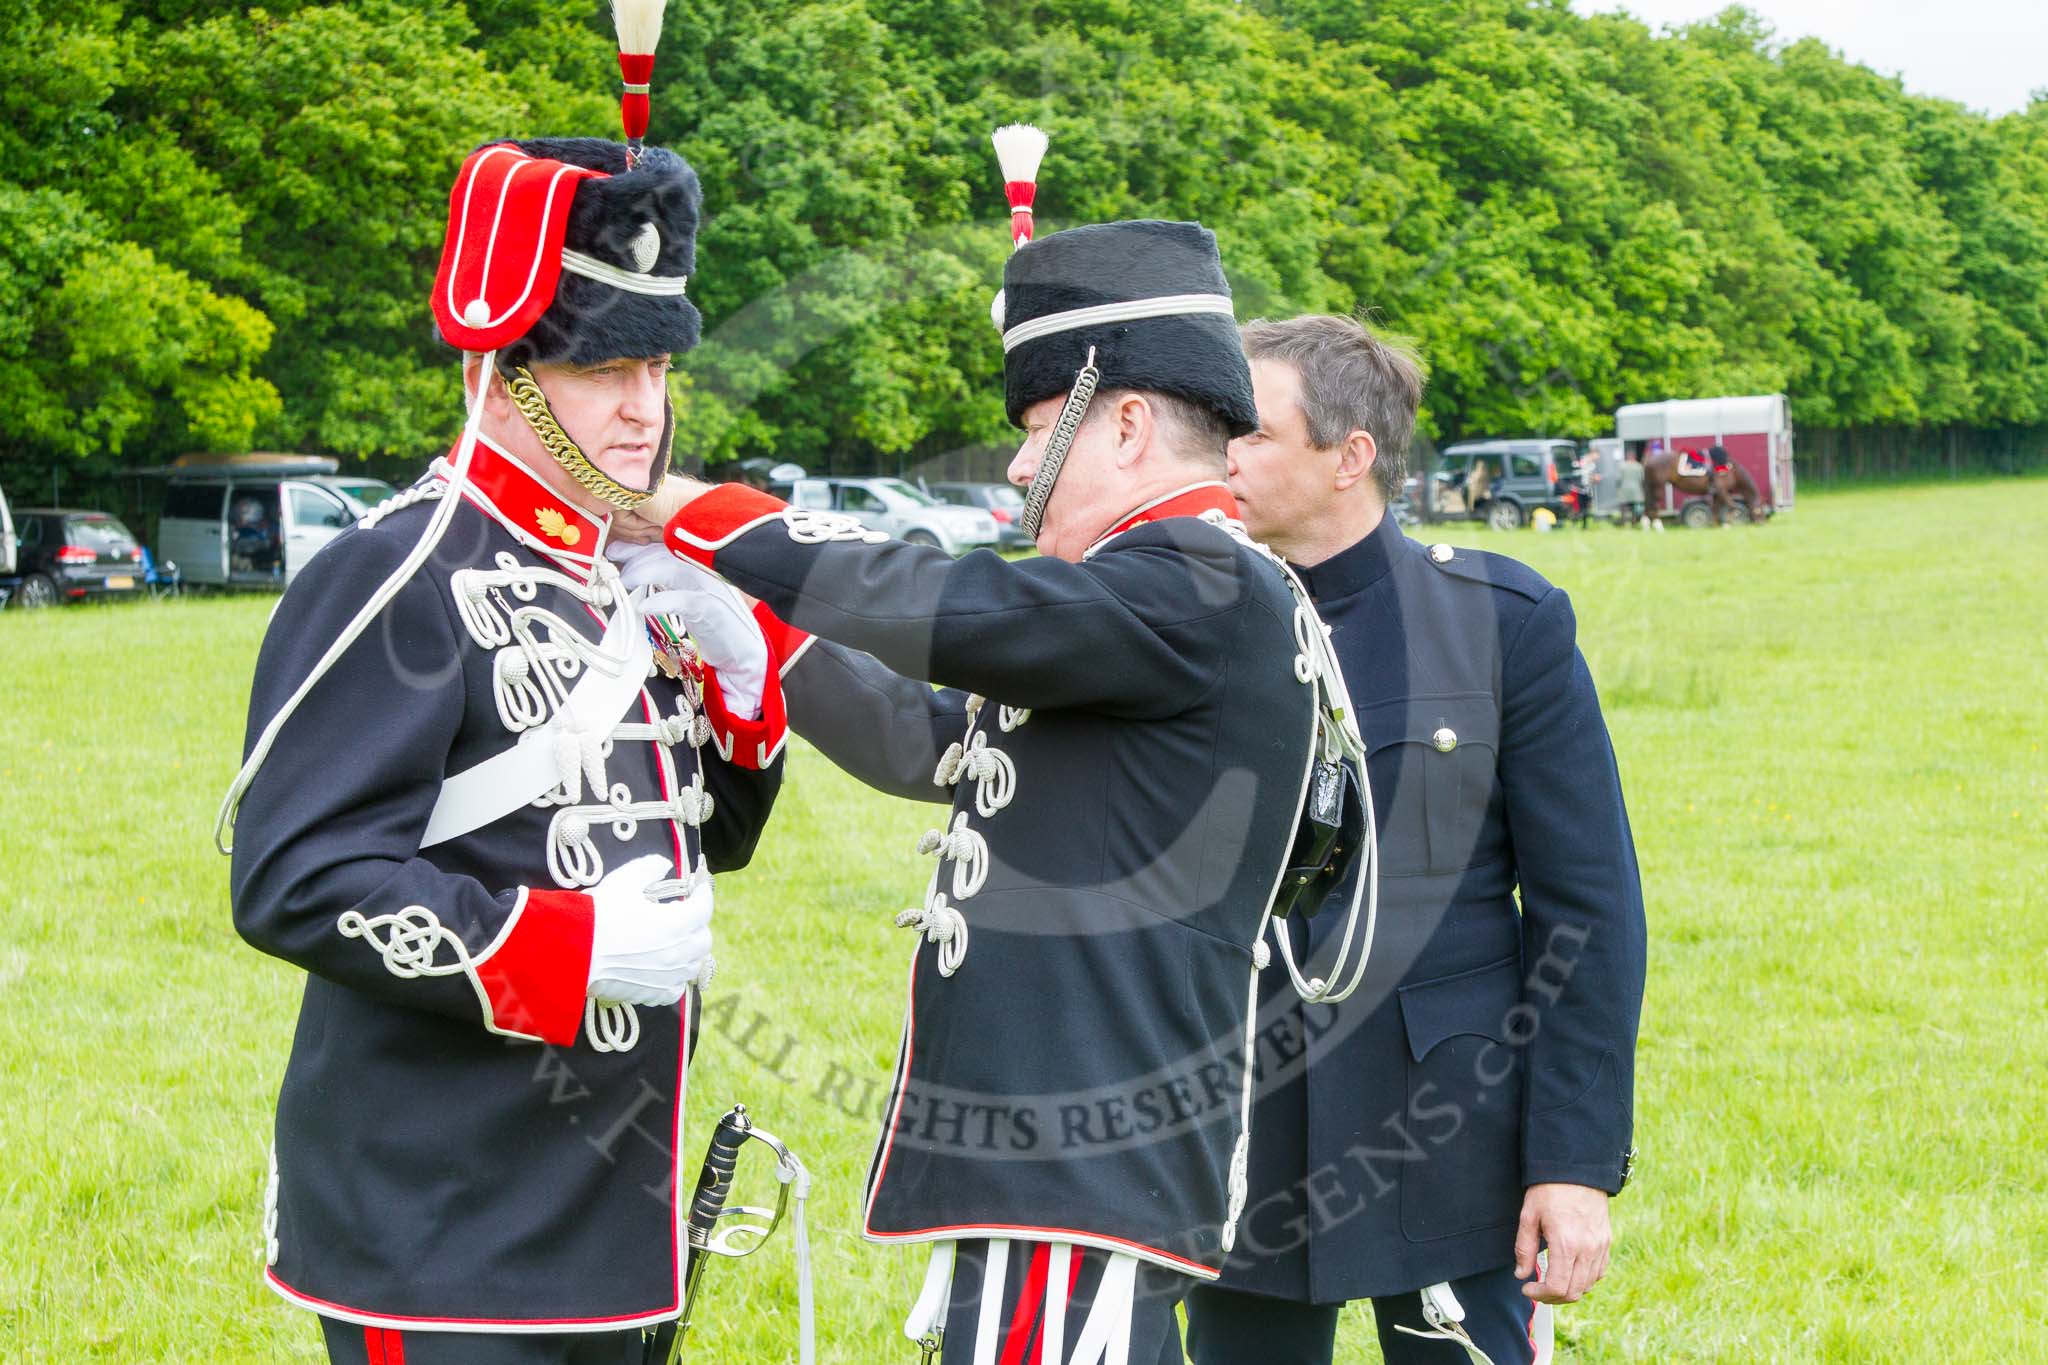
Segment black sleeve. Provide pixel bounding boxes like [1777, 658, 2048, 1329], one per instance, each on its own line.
[782, 637, 967, 804]
[681, 500, 1249, 720]
[696, 743, 784, 873]
[1498, 588, 1648, 1193]
[229, 528, 592, 1045]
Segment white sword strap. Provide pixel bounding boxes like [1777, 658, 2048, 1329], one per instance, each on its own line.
[420, 588, 653, 849]
[1062, 1252, 1137, 1365]
[973, 1239, 1011, 1365]
[1040, 1244, 1072, 1365]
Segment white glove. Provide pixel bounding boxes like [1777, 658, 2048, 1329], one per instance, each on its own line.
[608, 542, 770, 719]
[585, 853, 714, 1007]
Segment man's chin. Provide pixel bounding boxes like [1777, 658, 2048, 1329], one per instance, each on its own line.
[593, 452, 656, 491]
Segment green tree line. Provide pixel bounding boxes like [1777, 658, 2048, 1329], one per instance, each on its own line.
[2, 0, 2043, 480]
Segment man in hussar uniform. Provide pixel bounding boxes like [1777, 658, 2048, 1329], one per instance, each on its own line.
[617, 203, 1352, 1360]
[220, 26, 791, 1359]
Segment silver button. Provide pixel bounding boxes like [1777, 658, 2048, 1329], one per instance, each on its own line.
[1429, 543, 1454, 563]
[1432, 726, 1458, 752]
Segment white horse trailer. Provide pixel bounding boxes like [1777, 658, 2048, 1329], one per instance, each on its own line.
[1614, 394, 1795, 515]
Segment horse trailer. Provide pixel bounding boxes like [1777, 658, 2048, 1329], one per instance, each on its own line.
[1614, 394, 1795, 520]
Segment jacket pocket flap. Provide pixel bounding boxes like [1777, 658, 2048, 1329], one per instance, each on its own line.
[1397, 954, 1521, 1061]
[1360, 692, 1501, 755]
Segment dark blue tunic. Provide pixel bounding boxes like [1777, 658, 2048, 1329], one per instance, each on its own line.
[1218, 513, 1646, 1303]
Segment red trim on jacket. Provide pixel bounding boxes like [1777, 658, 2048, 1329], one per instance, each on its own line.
[442, 435, 608, 560]
[752, 601, 815, 678]
[475, 889, 595, 1047]
[663, 484, 789, 568]
[1098, 482, 1241, 540]
[697, 658, 788, 770]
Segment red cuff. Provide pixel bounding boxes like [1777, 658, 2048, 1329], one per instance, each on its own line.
[699, 657, 789, 769]
[664, 484, 788, 569]
[752, 601, 815, 678]
[475, 889, 595, 1046]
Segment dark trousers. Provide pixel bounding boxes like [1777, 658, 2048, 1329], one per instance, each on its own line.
[937, 1239, 1187, 1365]
[1183, 1263, 1545, 1365]
[322, 1315, 675, 1365]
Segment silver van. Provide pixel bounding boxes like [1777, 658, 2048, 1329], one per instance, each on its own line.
[157, 457, 396, 588]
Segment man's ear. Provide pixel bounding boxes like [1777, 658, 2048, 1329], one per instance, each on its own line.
[1332, 428, 1378, 493]
[1114, 393, 1154, 471]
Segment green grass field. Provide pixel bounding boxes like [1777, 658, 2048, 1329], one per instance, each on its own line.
[3, 478, 2045, 1362]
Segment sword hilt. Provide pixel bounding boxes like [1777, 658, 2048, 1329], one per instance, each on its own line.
[688, 1104, 750, 1250]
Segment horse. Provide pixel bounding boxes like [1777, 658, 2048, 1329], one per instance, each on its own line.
[1642, 448, 1766, 525]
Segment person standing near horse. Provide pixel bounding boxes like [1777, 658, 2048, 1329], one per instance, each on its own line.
[1613, 449, 1648, 529]
[1185, 313, 1647, 1365]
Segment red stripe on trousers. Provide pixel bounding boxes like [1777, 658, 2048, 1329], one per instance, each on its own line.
[998, 1243, 1051, 1365]
[362, 1327, 405, 1365]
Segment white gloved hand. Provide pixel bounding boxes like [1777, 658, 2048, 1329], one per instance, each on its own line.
[585, 853, 715, 1007]
[608, 543, 770, 719]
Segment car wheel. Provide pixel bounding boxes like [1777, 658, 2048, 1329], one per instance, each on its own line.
[1724, 501, 1752, 524]
[1485, 500, 1525, 531]
[16, 572, 57, 609]
[1680, 500, 1715, 529]
[903, 530, 941, 549]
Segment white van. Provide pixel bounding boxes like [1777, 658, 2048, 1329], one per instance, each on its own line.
[157, 457, 397, 588]
[1, 481, 16, 577]
[0, 482, 16, 606]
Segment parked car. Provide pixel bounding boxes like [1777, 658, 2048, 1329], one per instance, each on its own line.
[926, 480, 1031, 549]
[767, 476, 1000, 555]
[1427, 438, 1580, 530]
[156, 458, 397, 588]
[8, 508, 148, 607]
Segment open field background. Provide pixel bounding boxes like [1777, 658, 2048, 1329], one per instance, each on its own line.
[2, 478, 2045, 1361]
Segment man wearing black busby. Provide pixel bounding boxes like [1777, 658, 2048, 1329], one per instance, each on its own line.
[617, 127, 1373, 1363]
[219, 7, 793, 1361]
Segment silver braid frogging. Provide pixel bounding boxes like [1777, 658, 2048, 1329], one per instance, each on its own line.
[1017, 346, 1100, 541]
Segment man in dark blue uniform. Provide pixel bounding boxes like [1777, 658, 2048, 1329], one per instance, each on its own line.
[1183, 315, 1646, 1363]
[219, 49, 793, 1357]
[620, 214, 1339, 1364]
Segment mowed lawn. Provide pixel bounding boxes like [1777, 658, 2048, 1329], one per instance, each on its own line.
[2, 477, 2044, 1362]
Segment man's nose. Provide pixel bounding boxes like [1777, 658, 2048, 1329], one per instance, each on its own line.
[1006, 444, 1035, 489]
[1224, 441, 1243, 478]
[622, 366, 666, 425]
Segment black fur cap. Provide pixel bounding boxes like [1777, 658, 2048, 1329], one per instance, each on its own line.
[999, 220, 1256, 437]
[468, 138, 702, 373]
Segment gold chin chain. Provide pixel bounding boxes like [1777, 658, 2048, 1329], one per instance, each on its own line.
[502, 365, 667, 512]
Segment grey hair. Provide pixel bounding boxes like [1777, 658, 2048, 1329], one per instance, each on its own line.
[1240, 315, 1427, 503]
[1087, 388, 1231, 471]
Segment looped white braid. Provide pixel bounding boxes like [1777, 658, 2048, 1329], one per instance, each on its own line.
[961, 732, 1016, 818]
[895, 892, 968, 977]
[916, 811, 990, 900]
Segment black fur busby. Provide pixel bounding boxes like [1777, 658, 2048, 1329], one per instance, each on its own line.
[998, 220, 1257, 437]
[439, 137, 702, 372]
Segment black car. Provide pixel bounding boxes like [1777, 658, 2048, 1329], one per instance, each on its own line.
[1428, 438, 1581, 530]
[7, 509, 147, 607]
[926, 480, 1032, 549]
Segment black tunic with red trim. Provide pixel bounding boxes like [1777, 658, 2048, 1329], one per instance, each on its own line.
[231, 438, 784, 1331]
[666, 481, 1318, 1277]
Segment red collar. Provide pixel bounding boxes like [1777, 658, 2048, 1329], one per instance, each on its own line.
[1099, 482, 1243, 541]
[434, 434, 607, 562]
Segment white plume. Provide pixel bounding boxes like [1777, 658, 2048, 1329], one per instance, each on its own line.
[611, 0, 669, 53]
[991, 123, 1049, 183]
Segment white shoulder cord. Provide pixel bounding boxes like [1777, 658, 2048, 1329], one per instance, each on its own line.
[213, 350, 498, 855]
[1263, 555, 1381, 1006]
